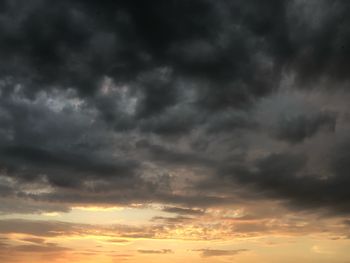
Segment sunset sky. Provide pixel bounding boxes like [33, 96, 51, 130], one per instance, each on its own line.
[0, 0, 350, 262]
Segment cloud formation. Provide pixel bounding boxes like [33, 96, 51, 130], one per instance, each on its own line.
[0, 0, 350, 219]
[194, 248, 248, 258]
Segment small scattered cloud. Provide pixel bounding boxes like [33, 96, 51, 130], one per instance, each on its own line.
[138, 249, 173, 254]
[194, 248, 249, 258]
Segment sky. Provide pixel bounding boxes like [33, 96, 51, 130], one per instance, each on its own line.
[0, 0, 350, 262]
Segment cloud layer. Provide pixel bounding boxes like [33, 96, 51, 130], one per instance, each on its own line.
[0, 0, 350, 218]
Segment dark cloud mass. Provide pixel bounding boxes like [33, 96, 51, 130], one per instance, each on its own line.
[0, 0, 350, 216]
[274, 111, 337, 143]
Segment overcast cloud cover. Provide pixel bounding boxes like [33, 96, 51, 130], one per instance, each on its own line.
[0, 0, 350, 220]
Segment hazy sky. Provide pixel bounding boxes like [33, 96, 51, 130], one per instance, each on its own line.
[0, 0, 350, 262]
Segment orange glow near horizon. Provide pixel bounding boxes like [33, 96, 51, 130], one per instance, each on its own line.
[1, 203, 350, 263]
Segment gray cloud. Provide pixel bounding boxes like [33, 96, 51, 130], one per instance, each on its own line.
[0, 0, 349, 218]
[274, 111, 337, 144]
[162, 207, 205, 216]
[218, 141, 350, 214]
[0, 219, 80, 237]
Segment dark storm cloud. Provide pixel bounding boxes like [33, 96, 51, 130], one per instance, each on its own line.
[0, 144, 139, 188]
[287, 0, 350, 85]
[135, 139, 215, 167]
[218, 140, 350, 214]
[0, 0, 283, 107]
[0, 0, 350, 216]
[1, 0, 350, 100]
[204, 110, 258, 134]
[0, 85, 148, 196]
[274, 111, 337, 143]
[2, 145, 136, 176]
